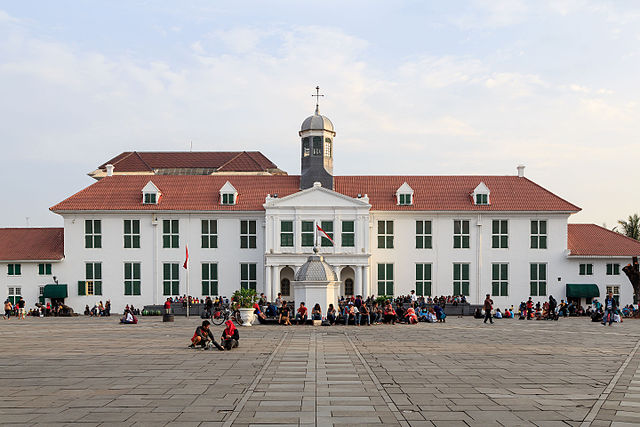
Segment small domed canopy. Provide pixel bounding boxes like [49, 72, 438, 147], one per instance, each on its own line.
[300, 112, 335, 134]
[294, 250, 338, 282]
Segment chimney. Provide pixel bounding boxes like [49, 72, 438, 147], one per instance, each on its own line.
[517, 165, 525, 178]
[106, 164, 114, 177]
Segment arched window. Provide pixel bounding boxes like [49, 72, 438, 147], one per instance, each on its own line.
[312, 136, 322, 155]
[324, 138, 332, 157]
[345, 278, 354, 296]
[302, 138, 310, 157]
[281, 278, 290, 296]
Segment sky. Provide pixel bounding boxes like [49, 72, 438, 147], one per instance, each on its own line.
[0, 0, 639, 228]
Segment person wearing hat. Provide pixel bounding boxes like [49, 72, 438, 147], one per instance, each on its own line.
[483, 294, 494, 324]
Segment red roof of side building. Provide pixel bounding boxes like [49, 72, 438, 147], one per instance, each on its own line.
[0, 228, 64, 261]
[50, 175, 580, 213]
[568, 224, 640, 257]
[98, 151, 278, 172]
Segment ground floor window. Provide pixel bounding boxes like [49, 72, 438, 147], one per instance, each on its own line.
[241, 263, 257, 290]
[163, 263, 179, 296]
[415, 263, 432, 296]
[491, 263, 508, 296]
[377, 263, 393, 296]
[344, 278, 354, 296]
[202, 263, 218, 296]
[124, 262, 141, 296]
[606, 285, 620, 306]
[80, 263, 102, 296]
[280, 278, 290, 296]
[7, 286, 21, 305]
[453, 263, 470, 296]
[530, 263, 547, 296]
[39, 285, 45, 304]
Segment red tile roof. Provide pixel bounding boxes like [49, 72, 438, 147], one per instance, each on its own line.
[98, 151, 278, 172]
[51, 175, 580, 213]
[568, 224, 640, 257]
[0, 228, 64, 261]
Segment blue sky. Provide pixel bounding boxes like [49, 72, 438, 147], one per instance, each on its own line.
[1, 1, 639, 228]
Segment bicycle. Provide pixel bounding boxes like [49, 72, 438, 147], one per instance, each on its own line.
[211, 305, 243, 326]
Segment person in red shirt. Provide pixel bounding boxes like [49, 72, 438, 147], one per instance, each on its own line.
[295, 302, 308, 325]
[164, 298, 172, 314]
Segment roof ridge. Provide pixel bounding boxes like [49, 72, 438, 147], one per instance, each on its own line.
[133, 151, 154, 171]
[216, 152, 245, 171]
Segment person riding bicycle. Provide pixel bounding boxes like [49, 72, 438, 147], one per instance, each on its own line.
[189, 320, 223, 350]
[221, 320, 239, 350]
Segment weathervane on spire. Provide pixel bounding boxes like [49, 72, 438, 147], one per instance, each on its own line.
[312, 85, 324, 114]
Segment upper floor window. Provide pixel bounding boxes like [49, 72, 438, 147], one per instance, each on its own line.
[143, 193, 157, 204]
[341, 220, 355, 247]
[606, 263, 620, 275]
[325, 138, 332, 157]
[162, 220, 179, 248]
[302, 138, 310, 157]
[416, 220, 432, 249]
[472, 182, 490, 205]
[301, 221, 315, 247]
[38, 263, 52, 275]
[124, 219, 141, 248]
[141, 181, 160, 205]
[320, 221, 334, 247]
[453, 220, 470, 248]
[8, 264, 21, 276]
[531, 220, 547, 249]
[312, 136, 322, 155]
[219, 181, 238, 206]
[201, 220, 218, 249]
[396, 182, 414, 206]
[492, 220, 508, 248]
[280, 221, 294, 247]
[579, 263, 593, 275]
[377, 220, 394, 249]
[85, 220, 102, 249]
[240, 220, 256, 249]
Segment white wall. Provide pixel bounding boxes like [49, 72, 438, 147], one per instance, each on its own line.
[1, 261, 60, 307]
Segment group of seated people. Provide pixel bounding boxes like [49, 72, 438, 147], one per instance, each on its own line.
[189, 320, 239, 350]
[83, 300, 113, 317]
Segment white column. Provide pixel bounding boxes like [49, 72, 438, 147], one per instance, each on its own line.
[363, 265, 370, 297]
[265, 265, 272, 302]
[355, 265, 363, 297]
[271, 266, 278, 301]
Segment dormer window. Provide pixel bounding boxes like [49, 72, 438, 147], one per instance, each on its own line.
[472, 182, 490, 205]
[219, 181, 238, 206]
[396, 182, 414, 206]
[141, 181, 161, 205]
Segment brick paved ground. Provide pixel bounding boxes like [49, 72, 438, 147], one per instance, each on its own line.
[1, 316, 639, 426]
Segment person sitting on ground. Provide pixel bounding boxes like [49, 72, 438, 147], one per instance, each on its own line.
[474, 307, 483, 319]
[327, 304, 337, 325]
[404, 307, 418, 324]
[494, 308, 503, 319]
[433, 304, 446, 322]
[310, 303, 321, 321]
[279, 302, 291, 325]
[84, 304, 90, 316]
[342, 303, 352, 325]
[253, 303, 267, 324]
[383, 303, 397, 324]
[120, 309, 138, 324]
[221, 320, 239, 350]
[295, 302, 308, 325]
[190, 320, 223, 350]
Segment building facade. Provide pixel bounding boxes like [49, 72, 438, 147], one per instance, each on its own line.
[3, 107, 640, 313]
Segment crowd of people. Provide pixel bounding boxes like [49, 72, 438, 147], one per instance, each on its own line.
[83, 300, 113, 317]
[3, 298, 74, 318]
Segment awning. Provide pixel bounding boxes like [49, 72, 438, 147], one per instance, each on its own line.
[43, 284, 68, 299]
[566, 284, 600, 298]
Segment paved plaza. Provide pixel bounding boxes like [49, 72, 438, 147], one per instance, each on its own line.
[1, 316, 640, 426]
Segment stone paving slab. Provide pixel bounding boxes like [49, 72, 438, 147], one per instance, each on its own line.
[1, 316, 640, 425]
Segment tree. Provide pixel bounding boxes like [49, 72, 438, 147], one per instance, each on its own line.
[623, 257, 640, 313]
[617, 214, 640, 240]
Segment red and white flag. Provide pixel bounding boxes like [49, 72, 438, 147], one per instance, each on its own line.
[183, 245, 189, 269]
[316, 224, 334, 245]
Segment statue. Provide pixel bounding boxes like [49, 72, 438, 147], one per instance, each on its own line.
[622, 256, 640, 316]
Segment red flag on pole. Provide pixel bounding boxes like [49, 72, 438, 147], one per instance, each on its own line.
[183, 245, 189, 269]
[316, 224, 334, 245]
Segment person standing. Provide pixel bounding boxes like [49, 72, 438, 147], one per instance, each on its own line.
[603, 291, 618, 326]
[17, 297, 26, 320]
[483, 294, 494, 324]
[3, 299, 11, 320]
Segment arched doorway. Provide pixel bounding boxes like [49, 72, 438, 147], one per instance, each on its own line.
[279, 266, 294, 298]
[340, 266, 355, 297]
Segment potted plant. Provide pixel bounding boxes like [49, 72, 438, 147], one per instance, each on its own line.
[232, 288, 258, 326]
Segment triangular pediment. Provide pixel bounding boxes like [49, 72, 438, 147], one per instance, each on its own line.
[219, 181, 238, 194]
[142, 181, 161, 194]
[473, 182, 490, 194]
[396, 182, 414, 194]
[265, 185, 370, 209]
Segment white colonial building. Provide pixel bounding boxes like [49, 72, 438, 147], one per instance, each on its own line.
[2, 104, 640, 313]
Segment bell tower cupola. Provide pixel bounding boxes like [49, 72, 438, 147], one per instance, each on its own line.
[299, 86, 336, 190]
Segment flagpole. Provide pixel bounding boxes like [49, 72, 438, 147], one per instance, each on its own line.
[186, 263, 190, 318]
